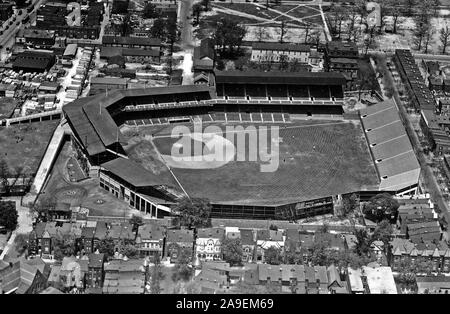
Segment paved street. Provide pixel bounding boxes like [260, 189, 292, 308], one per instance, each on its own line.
[178, 0, 194, 85]
[0, 0, 46, 61]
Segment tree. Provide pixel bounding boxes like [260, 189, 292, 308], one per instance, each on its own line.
[14, 233, 28, 256]
[342, 193, 358, 216]
[255, 26, 269, 42]
[0, 200, 18, 231]
[166, 15, 179, 56]
[303, 22, 312, 44]
[151, 18, 166, 39]
[109, 55, 125, 67]
[363, 193, 400, 223]
[221, 237, 243, 266]
[346, 8, 359, 42]
[192, 3, 203, 25]
[129, 214, 143, 233]
[96, 237, 116, 259]
[118, 240, 140, 258]
[440, 24, 450, 54]
[279, 21, 288, 43]
[371, 220, 393, 246]
[386, 0, 403, 34]
[354, 229, 372, 256]
[29, 198, 55, 223]
[150, 253, 163, 294]
[143, 3, 158, 19]
[413, 0, 432, 51]
[269, 224, 278, 231]
[405, 0, 416, 17]
[432, 0, 440, 17]
[53, 233, 77, 261]
[363, 25, 377, 56]
[120, 14, 133, 37]
[318, 223, 329, 234]
[172, 197, 211, 229]
[328, 4, 346, 38]
[213, 17, 247, 58]
[172, 247, 193, 282]
[423, 25, 435, 54]
[264, 246, 283, 265]
[0, 158, 10, 195]
[201, 0, 210, 11]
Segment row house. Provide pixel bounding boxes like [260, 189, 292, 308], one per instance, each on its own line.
[165, 229, 194, 263]
[324, 41, 359, 90]
[102, 36, 161, 51]
[390, 238, 450, 274]
[103, 258, 147, 294]
[195, 228, 225, 262]
[284, 229, 315, 264]
[29, 222, 72, 256]
[135, 223, 164, 257]
[240, 229, 256, 263]
[257, 264, 338, 294]
[85, 253, 105, 289]
[0, 258, 50, 294]
[327, 58, 359, 80]
[256, 229, 284, 263]
[251, 42, 311, 63]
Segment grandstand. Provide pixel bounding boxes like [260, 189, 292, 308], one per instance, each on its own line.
[215, 70, 346, 103]
[359, 99, 420, 194]
[61, 76, 419, 221]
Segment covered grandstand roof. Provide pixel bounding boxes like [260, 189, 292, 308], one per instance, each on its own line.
[63, 85, 215, 157]
[101, 157, 165, 187]
[214, 71, 346, 86]
[360, 100, 420, 191]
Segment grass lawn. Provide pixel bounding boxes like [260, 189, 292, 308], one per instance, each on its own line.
[0, 120, 59, 176]
[0, 98, 18, 119]
[135, 120, 380, 205]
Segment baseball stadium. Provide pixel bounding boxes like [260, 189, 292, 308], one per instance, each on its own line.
[62, 71, 421, 220]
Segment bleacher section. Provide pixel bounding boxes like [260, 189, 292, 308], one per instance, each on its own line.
[359, 100, 420, 193]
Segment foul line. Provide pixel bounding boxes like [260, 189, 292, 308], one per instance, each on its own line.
[152, 121, 349, 139]
[150, 139, 190, 199]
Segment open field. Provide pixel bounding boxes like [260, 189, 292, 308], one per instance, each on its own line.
[0, 120, 59, 176]
[198, 2, 325, 41]
[126, 120, 380, 206]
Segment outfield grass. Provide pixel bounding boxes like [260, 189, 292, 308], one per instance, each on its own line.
[138, 120, 380, 205]
[0, 120, 59, 176]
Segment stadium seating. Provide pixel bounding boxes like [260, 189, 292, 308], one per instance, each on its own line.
[224, 84, 246, 98]
[246, 84, 267, 98]
[330, 86, 344, 99]
[288, 86, 310, 99]
[267, 85, 288, 99]
[309, 86, 331, 100]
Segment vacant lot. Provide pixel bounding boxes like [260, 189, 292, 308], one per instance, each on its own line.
[0, 98, 17, 119]
[137, 120, 380, 206]
[0, 120, 59, 176]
